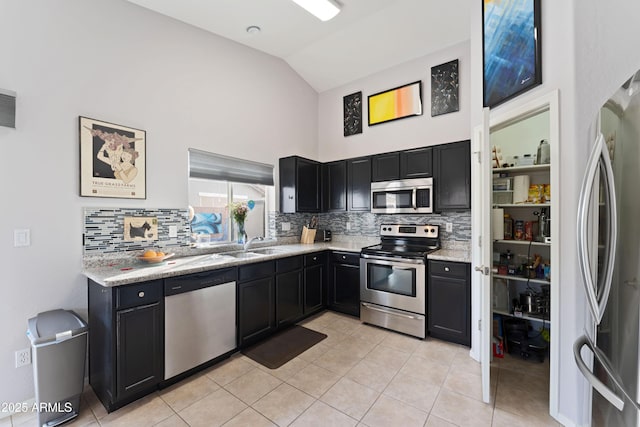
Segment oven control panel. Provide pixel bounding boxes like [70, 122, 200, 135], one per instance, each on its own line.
[379, 224, 439, 238]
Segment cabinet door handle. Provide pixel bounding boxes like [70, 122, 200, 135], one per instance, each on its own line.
[313, 256, 317, 261]
[138, 291, 145, 298]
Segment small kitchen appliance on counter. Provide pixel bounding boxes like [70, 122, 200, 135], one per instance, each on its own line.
[314, 229, 332, 242]
[360, 224, 440, 339]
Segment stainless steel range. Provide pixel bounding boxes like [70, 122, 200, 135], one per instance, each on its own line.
[360, 224, 440, 339]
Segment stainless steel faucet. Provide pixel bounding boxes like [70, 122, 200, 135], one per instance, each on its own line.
[243, 236, 264, 251]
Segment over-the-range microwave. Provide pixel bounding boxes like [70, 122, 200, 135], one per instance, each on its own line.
[370, 178, 433, 214]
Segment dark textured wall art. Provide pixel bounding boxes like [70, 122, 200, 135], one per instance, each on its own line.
[431, 59, 459, 116]
[343, 91, 362, 136]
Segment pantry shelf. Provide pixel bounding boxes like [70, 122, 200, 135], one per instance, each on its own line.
[492, 164, 550, 174]
[493, 274, 550, 285]
[494, 240, 551, 247]
[493, 309, 551, 325]
[493, 203, 551, 208]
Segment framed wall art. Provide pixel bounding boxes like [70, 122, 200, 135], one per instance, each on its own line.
[79, 116, 146, 199]
[483, 0, 541, 108]
[368, 81, 422, 126]
[343, 91, 363, 137]
[431, 59, 459, 116]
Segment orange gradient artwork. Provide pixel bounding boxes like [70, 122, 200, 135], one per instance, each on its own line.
[368, 81, 422, 126]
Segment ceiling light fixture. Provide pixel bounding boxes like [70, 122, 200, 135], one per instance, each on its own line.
[291, 0, 342, 22]
[246, 25, 261, 35]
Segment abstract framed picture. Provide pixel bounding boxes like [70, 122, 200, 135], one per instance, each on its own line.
[79, 116, 146, 199]
[431, 59, 459, 116]
[368, 81, 422, 126]
[343, 91, 363, 137]
[483, 0, 542, 108]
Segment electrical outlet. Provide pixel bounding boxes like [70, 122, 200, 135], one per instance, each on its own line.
[168, 225, 178, 238]
[445, 222, 453, 233]
[346, 221, 351, 231]
[281, 222, 291, 231]
[15, 348, 31, 368]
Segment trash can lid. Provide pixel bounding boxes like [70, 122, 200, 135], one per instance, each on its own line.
[27, 309, 88, 345]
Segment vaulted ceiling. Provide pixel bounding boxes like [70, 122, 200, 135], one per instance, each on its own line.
[125, 0, 470, 92]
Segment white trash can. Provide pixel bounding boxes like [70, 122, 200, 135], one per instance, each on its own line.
[27, 309, 88, 427]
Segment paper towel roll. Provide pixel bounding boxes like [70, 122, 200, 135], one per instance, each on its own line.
[492, 208, 504, 240]
[513, 175, 530, 204]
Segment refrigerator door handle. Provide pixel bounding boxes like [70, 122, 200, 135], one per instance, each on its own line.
[577, 133, 618, 324]
[573, 335, 626, 411]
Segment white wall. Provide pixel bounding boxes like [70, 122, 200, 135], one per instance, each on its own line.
[470, 1, 583, 424]
[471, 0, 640, 424]
[317, 41, 470, 162]
[0, 0, 317, 405]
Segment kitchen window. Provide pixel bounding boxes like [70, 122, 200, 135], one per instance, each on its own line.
[188, 149, 275, 245]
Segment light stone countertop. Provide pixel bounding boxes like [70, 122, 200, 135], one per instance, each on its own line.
[82, 240, 375, 287]
[427, 240, 471, 263]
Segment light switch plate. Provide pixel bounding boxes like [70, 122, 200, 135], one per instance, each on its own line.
[168, 225, 178, 238]
[281, 222, 291, 231]
[14, 229, 30, 247]
[445, 222, 453, 232]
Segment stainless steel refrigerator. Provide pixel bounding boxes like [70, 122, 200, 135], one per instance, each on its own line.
[574, 70, 640, 426]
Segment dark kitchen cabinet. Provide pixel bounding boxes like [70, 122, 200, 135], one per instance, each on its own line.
[428, 260, 471, 346]
[275, 257, 303, 328]
[328, 251, 361, 317]
[88, 279, 164, 412]
[304, 252, 326, 315]
[238, 261, 276, 347]
[347, 157, 371, 211]
[280, 156, 321, 213]
[433, 140, 471, 211]
[322, 160, 347, 212]
[400, 147, 432, 179]
[371, 152, 400, 182]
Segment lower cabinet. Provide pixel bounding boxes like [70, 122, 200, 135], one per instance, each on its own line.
[88, 279, 164, 412]
[238, 261, 276, 347]
[275, 257, 303, 328]
[304, 252, 326, 315]
[328, 251, 361, 317]
[428, 260, 471, 346]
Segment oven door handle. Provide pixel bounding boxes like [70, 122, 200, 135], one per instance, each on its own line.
[361, 303, 422, 320]
[361, 254, 426, 265]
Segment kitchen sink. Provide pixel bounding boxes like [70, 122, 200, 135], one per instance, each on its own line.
[227, 251, 262, 259]
[185, 253, 234, 266]
[251, 247, 287, 255]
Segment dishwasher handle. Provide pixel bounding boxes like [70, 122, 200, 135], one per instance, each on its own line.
[164, 267, 237, 296]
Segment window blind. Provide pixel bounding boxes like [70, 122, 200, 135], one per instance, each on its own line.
[188, 148, 274, 186]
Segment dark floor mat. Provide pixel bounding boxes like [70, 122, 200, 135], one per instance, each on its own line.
[242, 325, 327, 369]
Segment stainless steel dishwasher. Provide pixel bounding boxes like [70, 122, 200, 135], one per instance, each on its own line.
[164, 268, 237, 380]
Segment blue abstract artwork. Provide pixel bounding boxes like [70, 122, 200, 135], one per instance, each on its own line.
[483, 0, 541, 107]
[191, 212, 227, 240]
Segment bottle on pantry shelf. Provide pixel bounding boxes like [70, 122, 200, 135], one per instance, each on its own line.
[503, 214, 513, 240]
[514, 220, 525, 240]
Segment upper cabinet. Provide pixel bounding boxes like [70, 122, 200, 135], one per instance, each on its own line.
[371, 152, 400, 182]
[433, 140, 471, 211]
[322, 160, 347, 212]
[371, 147, 433, 182]
[347, 157, 371, 211]
[279, 156, 321, 213]
[400, 147, 433, 179]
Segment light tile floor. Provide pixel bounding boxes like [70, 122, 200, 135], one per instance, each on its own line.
[5, 311, 560, 427]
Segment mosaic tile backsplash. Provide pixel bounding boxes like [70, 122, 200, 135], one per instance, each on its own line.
[271, 211, 471, 242]
[85, 208, 470, 257]
[84, 208, 191, 254]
